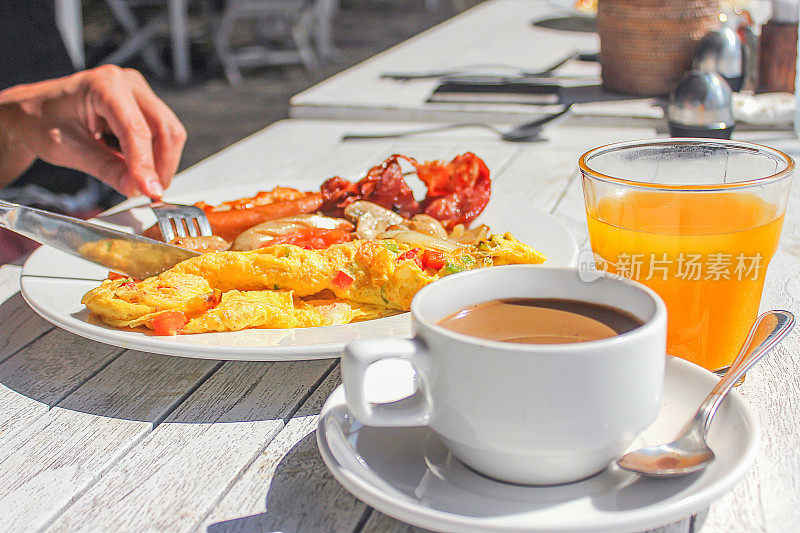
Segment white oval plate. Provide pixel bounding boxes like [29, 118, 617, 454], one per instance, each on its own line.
[317, 356, 759, 532]
[20, 183, 578, 361]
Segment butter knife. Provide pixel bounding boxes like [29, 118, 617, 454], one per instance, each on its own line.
[0, 199, 199, 279]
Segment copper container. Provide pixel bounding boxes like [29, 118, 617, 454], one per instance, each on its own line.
[597, 0, 721, 96]
[757, 21, 798, 93]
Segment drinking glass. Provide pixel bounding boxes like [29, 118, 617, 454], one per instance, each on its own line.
[579, 139, 794, 371]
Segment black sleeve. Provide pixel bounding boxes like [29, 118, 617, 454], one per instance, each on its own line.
[0, 0, 117, 206]
[0, 0, 76, 89]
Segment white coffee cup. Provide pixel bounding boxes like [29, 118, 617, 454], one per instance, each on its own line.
[342, 265, 667, 485]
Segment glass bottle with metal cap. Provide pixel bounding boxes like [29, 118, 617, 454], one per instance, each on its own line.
[693, 24, 744, 92]
[666, 70, 735, 139]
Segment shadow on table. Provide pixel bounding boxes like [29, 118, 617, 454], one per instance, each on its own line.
[532, 15, 596, 33]
[560, 84, 656, 107]
[0, 299, 304, 424]
[206, 431, 368, 532]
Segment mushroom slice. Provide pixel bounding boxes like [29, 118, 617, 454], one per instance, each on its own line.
[345, 201, 408, 240]
[354, 212, 387, 240]
[409, 214, 448, 239]
[344, 201, 405, 225]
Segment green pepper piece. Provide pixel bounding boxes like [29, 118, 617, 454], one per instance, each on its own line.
[444, 263, 467, 274]
[382, 241, 400, 253]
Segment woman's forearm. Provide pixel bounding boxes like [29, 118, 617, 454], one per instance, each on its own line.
[0, 100, 37, 188]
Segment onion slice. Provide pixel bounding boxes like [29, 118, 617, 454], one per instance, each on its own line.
[376, 229, 462, 252]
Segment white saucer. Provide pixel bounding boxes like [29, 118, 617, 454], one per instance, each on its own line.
[317, 357, 759, 532]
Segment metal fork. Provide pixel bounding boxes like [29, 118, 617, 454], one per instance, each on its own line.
[341, 104, 573, 142]
[150, 202, 213, 242]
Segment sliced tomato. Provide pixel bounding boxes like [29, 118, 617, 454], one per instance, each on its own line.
[421, 250, 446, 270]
[396, 248, 419, 261]
[109, 271, 141, 285]
[332, 270, 354, 288]
[396, 248, 424, 269]
[151, 311, 188, 336]
[263, 228, 352, 250]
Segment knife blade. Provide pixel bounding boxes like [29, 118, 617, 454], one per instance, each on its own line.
[381, 52, 600, 81]
[0, 199, 199, 279]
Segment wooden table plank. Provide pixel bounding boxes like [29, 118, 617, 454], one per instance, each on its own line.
[0, 328, 124, 450]
[0, 350, 220, 531]
[0, 265, 53, 362]
[48, 359, 335, 531]
[200, 367, 371, 532]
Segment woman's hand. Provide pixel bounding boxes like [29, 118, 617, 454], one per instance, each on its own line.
[0, 65, 186, 199]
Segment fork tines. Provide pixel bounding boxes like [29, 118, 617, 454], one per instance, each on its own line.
[150, 202, 213, 243]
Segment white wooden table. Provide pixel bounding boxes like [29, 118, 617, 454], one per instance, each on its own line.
[290, 0, 667, 125]
[1, 119, 798, 532]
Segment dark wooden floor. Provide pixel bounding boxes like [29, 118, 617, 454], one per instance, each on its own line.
[138, 0, 482, 170]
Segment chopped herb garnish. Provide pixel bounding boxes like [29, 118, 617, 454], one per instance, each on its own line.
[444, 263, 467, 274]
[460, 255, 475, 265]
[381, 241, 400, 253]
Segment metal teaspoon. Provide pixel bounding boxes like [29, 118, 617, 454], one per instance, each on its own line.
[616, 310, 795, 477]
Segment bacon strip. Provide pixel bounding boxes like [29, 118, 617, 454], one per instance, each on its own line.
[319, 152, 491, 228]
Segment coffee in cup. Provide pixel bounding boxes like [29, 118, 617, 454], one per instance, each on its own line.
[437, 297, 644, 344]
[342, 265, 667, 485]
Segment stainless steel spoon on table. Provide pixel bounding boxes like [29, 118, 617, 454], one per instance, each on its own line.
[617, 310, 795, 478]
[341, 104, 572, 142]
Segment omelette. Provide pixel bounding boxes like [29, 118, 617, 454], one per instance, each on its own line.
[82, 233, 546, 334]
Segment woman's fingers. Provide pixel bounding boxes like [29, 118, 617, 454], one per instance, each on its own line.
[0, 66, 183, 198]
[47, 133, 139, 197]
[123, 69, 186, 189]
[84, 66, 163, 198]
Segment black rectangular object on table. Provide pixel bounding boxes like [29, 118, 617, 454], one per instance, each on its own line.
[427, 78, 561, 105]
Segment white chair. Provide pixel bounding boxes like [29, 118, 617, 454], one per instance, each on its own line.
[56, 0, 196, 82]
[213, 0, 322, 84]
[103, 0, 171, 78]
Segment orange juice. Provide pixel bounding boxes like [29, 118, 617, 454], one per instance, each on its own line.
[586, 190, 784, 370]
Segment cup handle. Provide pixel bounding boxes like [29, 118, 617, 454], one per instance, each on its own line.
[342, 337, 433, 427]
